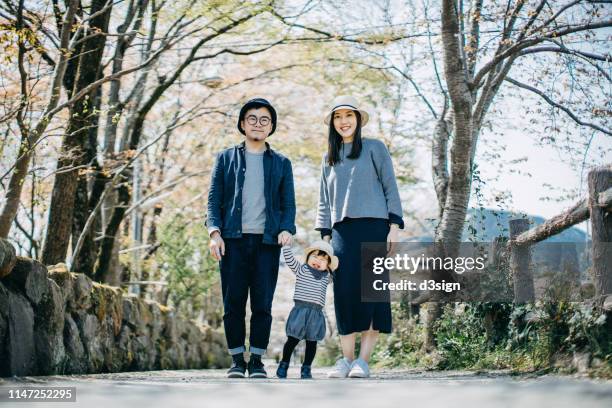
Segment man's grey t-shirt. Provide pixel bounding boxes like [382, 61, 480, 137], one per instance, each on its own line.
[242, 150, 266, 233]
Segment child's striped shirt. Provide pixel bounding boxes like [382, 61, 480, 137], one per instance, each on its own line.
[282, 245, 329, 307]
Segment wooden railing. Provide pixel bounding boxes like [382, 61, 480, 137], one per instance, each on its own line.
[507, 165, 612, 305]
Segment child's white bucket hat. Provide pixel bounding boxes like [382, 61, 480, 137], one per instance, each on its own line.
[304, 240, 339, 271]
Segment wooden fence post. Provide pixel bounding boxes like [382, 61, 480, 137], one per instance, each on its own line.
[588, 166, 612, 298]
[509, 218, 535, 303]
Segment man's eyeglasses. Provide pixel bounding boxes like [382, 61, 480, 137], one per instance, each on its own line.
[245, 115, 271, 126]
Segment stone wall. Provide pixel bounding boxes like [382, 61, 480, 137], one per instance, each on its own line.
[0, 241, 230, 377]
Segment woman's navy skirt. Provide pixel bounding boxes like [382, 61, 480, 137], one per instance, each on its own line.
[331, 217, 392, 335]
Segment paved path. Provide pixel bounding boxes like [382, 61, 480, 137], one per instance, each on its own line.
[1, 366, 611, 408]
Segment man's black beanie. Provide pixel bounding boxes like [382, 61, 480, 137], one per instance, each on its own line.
[237, 98, 277, 136]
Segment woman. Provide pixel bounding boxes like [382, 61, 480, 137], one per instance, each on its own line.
[315, 95, 404, 378]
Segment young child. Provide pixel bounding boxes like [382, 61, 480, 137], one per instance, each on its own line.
[276, 240, 339, 379]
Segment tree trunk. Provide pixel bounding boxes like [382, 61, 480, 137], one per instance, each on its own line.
[420, 0, 479, 351]
[41, 0, 113, 266]
[94, 180, 130, 282]
[421, 301, 441, 352]
[431, 115, 450, 220]
[437, 0, 475, 253]
[0, 0, 79, 239]
[71, 84, 104, 276]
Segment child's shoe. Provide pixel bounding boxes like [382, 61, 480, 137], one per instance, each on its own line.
[276, 361, 289, 378]
[300, 365, 312, 379]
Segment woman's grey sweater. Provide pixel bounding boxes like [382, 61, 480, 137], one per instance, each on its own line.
[315, 137, 404, 235]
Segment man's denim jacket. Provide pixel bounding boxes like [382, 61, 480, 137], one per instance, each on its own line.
[205, 141, 296, 245]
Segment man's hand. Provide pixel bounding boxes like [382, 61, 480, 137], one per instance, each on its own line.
[278, 230, 293, 246]
[387, 224, 399, 255]
[209, 231, 225, 261]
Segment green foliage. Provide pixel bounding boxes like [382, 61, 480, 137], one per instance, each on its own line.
[507, 301, 611, 366]
[566, 304, 611, 357]
[434, 304, 489, 369]
[157, 212, 222, 323]
[432, 301, 609, 374]
[370, 303, 437, 369]
[370, 299, 610, 377]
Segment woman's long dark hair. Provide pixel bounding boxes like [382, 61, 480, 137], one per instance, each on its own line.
[326, 111, 363, 166]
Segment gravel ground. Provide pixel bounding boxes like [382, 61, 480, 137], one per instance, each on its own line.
[1, 367, 611, 408]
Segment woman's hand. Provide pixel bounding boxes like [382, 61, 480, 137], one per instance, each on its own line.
[386, 224, 399, 255]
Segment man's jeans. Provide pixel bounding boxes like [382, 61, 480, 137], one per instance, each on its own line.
[219, 234, 280, 356]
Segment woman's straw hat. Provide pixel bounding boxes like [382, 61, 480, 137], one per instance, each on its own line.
[324, 95, 370, 127]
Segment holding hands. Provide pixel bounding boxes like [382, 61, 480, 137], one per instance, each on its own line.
[278, 230, 293, 246]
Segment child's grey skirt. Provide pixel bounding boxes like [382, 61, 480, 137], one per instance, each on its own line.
[285, 300, 326, 341]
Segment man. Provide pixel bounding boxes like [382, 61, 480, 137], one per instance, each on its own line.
[206, 98, 296, 378]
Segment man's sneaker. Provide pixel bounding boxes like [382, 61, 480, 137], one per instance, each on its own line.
[247, 356, 267, 378]
[276, 361, 290, 378]
[300, 365, 312, 379]
[327, 357, 352, 378]
[227, 357, 246, 378]
[348, 358, 370, 378]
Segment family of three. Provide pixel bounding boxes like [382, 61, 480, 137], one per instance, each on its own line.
[205, 95, 404, 379]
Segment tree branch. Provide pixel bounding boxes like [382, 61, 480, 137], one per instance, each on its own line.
[505, 76, 612, 136]
[518, 45, 610, 62]
[466, 0, 483, 78]
[472, 19, 612, 88]
[269, 7, 425, 45]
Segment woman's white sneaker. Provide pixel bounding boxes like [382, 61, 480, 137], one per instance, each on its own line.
[327, 357, 352, 378]
[348, 358, 370, 378]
